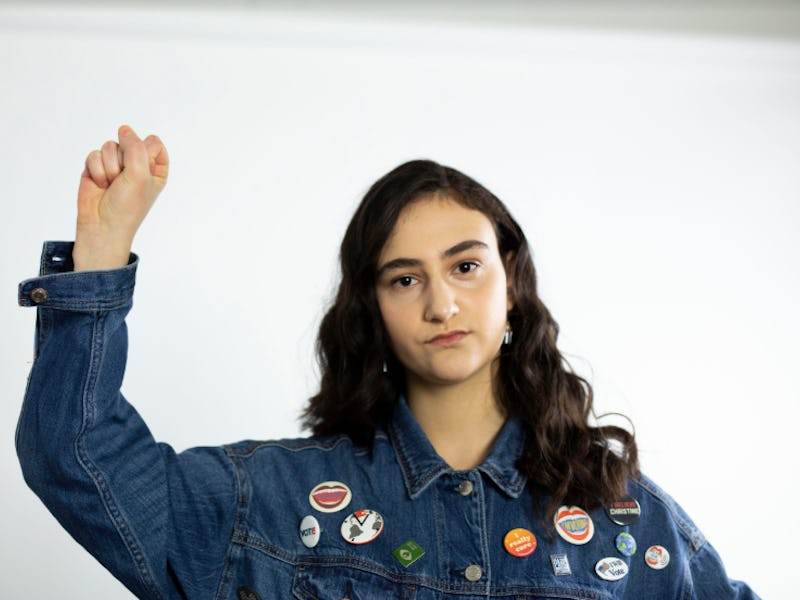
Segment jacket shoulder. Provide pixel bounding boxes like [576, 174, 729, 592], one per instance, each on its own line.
[630, 473, 706, 555]
[223, 430, 390, 459]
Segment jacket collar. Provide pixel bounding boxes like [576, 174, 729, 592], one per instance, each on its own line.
[388, 397, 528, 500]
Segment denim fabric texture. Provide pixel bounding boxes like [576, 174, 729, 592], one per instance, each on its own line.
[17, 241, 759, 600]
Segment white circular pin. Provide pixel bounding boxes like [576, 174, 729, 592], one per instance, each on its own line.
[595, 556, 629, 581]
[309, 481, 352, 513]
[553, 505, 594, 545]
[340, 509, 384, 545]
[299, 515, 321, 548]
[645, 545, 670, 570]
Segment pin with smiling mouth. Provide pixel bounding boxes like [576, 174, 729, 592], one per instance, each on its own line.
[309, 481, 352, 513]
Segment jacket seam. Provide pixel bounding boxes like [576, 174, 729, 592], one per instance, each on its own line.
[73, 312, 165, 600]
[216, 454, 250, 600]
[634, 476, 705, 551]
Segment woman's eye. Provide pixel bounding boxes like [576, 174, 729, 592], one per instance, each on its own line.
[393, 275, 416, 288]
[457, 262, 478, 274]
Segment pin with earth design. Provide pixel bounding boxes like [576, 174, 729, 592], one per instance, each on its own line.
[553, 506, 595, 545]
[340, 509, 384, 545]
[615, 531, 637, 557]
[503, 528, 537, 557]
[308, 481, 352, 513]
[645, 545, 670, 570]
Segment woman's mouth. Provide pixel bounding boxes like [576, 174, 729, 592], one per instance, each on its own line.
[427, 331, 468, 347]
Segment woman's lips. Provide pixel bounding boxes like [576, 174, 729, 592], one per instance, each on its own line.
[427, 331, 468, 347]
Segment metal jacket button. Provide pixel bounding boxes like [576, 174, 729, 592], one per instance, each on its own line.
[458, 480, 473, 496]
[29, 287, 48, 304]
[464, 564, 482, 581]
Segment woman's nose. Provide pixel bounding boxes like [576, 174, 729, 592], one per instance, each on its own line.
[423, 279, 459, 323]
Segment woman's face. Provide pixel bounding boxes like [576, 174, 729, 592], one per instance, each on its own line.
[375, 193, 512, 390]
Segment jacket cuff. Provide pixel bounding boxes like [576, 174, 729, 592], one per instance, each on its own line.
[18, 241, 138, 311]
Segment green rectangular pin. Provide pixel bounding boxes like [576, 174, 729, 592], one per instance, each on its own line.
[392, 540, 425, 568]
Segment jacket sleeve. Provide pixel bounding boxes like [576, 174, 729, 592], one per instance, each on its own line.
[689, 540, 761, 600]
[16, 242, 238, 600]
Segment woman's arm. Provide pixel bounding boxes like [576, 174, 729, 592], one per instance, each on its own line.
[16, 130, 237, 599]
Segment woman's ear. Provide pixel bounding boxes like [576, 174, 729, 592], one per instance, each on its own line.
[504, 251, 516, 311]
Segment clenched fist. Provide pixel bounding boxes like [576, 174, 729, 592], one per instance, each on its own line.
[72, 125, 169, 271]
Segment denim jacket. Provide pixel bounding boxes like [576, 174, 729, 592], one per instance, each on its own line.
[17, 242, 759, 600]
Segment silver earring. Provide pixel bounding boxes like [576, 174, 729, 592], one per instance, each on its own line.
[503, 324, 513, 346]
[382, 360, 388, 373]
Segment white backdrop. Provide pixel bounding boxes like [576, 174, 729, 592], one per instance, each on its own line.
[1, 5, 798, 599]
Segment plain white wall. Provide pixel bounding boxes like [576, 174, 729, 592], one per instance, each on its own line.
[2, 5, 798, 598]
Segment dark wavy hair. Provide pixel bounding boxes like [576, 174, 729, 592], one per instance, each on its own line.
[303, 159, 639, 516]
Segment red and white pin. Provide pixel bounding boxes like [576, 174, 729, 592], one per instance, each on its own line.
[553, 505, 594, 545]
[309, 481, 352, 513]
[645, 545, 670, 570]
[340, 509, 384, 545]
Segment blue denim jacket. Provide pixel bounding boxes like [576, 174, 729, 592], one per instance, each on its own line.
[17, 242, 759, 600]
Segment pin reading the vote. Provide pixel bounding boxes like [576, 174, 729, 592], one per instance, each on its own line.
[554, 506, 594, 545]
[309, 481, 352, 513]
[340, 509, 384, 545]
[503, 528, 537, 557]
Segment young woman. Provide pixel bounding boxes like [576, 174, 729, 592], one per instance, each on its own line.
[17, 126, 758, 599]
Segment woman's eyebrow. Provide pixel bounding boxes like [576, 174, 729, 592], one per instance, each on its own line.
[378, 240, 489, 276]
[442, 239, 489, 258]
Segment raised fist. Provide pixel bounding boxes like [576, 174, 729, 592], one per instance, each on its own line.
[72, 125, 169, 271]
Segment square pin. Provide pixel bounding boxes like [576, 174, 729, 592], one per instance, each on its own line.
[392, 540, 425, 568]
[550, 553, 572, 576]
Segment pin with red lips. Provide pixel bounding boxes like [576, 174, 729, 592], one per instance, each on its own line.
[309, 481, 352, 513]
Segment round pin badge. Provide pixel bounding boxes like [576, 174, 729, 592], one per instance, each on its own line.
[605, 495, 642, 526]
[554, 505, 594, 545]
[503, 528, 537, 557]
[340, 509, 384, 545]
[309, 481, 352, 513]
[645, 545, 670, 570]
[299, 515, 321, 548]
[595, 557, 629, 581]
[615, 531, 637, 557]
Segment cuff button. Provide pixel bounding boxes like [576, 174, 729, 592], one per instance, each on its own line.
[29, 287, 48, 304]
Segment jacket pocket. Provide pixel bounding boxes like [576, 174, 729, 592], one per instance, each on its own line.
[292, 562, 417, 600]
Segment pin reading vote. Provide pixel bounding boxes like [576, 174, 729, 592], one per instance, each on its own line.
[299, 515, 321, 548]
